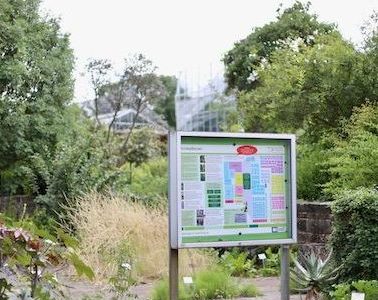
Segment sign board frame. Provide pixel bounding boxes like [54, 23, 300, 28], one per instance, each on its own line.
[169, 131, 297, 249]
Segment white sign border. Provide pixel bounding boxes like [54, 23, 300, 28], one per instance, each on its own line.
[169, 131, 297, 249]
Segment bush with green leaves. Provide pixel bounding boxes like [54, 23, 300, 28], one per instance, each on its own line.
[193, 268, 239, 299]
[331, 280, 378, 300]
[325, 104, 378, 197]
[108, 241, 136, 298]
[127, 158, 168, 198]
[150, 278, 190, 300]
[297, 141, 330, 201]
[219, 248, 255, 277]
[150, 268, 260, 300]
[330, 188, 378, 282]
[0, 0, 75, 196]
[237, 284, 261, 297]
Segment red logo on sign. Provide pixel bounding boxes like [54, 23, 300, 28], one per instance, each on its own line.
[236, 145, 257, 155]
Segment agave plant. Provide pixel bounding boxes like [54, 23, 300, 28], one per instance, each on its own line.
[290, 249, 341, 300]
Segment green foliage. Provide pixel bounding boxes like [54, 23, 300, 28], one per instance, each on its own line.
[290, 250, 341, 299]
[330, 283, 350, 300]
[127, 158, 168, 198]
[123, 127, 164, 168]
[258, 247, 280, 277]
[237, 284, 261, 297]
[325, 104, 378, 196]
[297, 142, 330, 201]
[263, 247, 280, 269]
[331, 280, 378, 300]
[223, 1, 334, 92]
[0, 0, 74, 196]
[219, 247, 281, 278]
[151, 268, 260, 300]
[191, 268, 239, 299]
[108, 241, 136, 298]
[330, 188, 378, 281]
[35, 106, 119, 214]
[352, 281, 378, 300]
[150, 278, 190, 300]
[219, 249, 254, 277]
[154, 75, 177, 128]
[0, 218, 93, 299]
[237, 33, 364, 138]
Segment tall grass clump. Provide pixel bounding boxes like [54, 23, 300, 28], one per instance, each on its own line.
[68, 192, 214, 282]
[150, 268, 261, 300]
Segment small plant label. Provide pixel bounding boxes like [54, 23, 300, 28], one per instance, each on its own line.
[258, 253, 267, 260]
[183, 276, 193, 284]
[121, 262, 132, 270]
[351, 292, 365, 300]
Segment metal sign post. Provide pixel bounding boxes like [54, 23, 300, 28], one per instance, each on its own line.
[169, 248, 179, 300]
[169, 132, 179, 300]
[280, 244, 290, 300]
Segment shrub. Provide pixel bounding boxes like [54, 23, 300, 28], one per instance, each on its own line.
[325, 104, 378, 196]
[331, 280, 378, 300]
[193, 268, 239, 299]
[128, 158, 168, 198]
[297, 142, 330, 201]
[150, 278, 190, 300]
[151, 268, 256, 300]
[237, 283, 261, 297]
[219, 249, 255, 277]
[330, 188, 378, 281]
[67, 192, 214, 283]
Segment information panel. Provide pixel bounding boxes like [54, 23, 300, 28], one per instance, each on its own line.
[169, 132, 296, 249]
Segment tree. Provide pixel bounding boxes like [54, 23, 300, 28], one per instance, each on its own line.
[122, 127, 163, 183]
[86, 59, 112, 127]
[237, 33, 365, 139]
[223, 1, 335, 92]
[154, 75, 177, 128]
[120, 54, 166, 149]
[86, 54, 166, 147]
[324, 103, 378, 196]
[0, 0, 74, 195]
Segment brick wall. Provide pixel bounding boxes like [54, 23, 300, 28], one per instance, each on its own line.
[297, 201, 332, 246]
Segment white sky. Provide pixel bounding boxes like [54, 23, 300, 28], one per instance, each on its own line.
[40, 0, 377, 102]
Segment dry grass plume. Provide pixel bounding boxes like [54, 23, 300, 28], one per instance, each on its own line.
[67, 192, 215, 282]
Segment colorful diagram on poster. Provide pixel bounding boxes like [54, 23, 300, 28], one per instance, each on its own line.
[177, 135, 295, 247]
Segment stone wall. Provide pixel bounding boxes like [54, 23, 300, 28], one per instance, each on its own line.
[0, 195, 36, 218]
[297, 201, 332, 246]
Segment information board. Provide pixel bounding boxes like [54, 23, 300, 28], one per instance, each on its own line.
[169, 132, 297, 249]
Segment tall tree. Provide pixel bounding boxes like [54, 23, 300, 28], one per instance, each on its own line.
[0, 0, 75, 195]
[120, 54, 166, 149]
[223, 1, 335, 92]
[154, 75, 177, 128]
[237, 33, 365, 139]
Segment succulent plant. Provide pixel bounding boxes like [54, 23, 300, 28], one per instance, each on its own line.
[290, 249, 342, 300]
